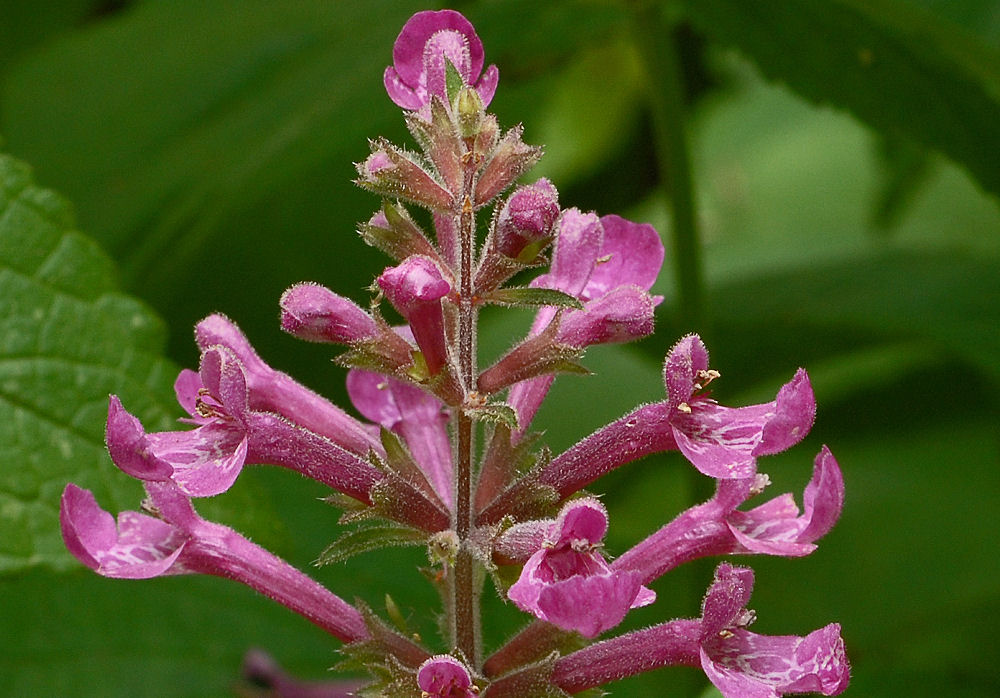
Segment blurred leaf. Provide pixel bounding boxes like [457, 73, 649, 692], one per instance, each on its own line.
[530, 39, 644, 188]
[647, 249, 1000, 389]
[869, 133, 934, 232]
[0, 0, 102, 72]
[0, 151, 179, 573]
[677, 0, 1000, 200]
[0, 0, 427, 375]
[0, 569, 352, 696]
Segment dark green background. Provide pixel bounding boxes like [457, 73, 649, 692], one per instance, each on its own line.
[1, 1, 998, 695]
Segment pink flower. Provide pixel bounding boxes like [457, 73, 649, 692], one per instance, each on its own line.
[507, 212, 664, 432]
[384, 10, 499, 111]
[106, 346, 382, 503]
[378, 256, 452, 375]
[346, 369, 453, 508]
[507, 498, 655, 638]
[416, 655, 478, 697]
[532, 334, 815, 498]
[614, 447, 845, 584]
[195, 313, 380, 454]
[663, 334, 816, 478]
[492, 178, 560, 259]
[279, 282, 377, 344]
[60, 482, 368, 643]
[550, 563, 849, 697]
[698, 564, 850, 697]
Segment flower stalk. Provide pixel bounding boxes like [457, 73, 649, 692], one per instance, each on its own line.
[59, 9, 849, 696]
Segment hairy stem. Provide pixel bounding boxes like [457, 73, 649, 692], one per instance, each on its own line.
[452, 154, 481, 665]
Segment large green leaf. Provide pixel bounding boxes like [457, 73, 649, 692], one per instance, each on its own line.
[0, 0, 430, 379]
[677, 0, 1000, 200]
[0, 152, 178, 572]
[677, 249, 1000, 389]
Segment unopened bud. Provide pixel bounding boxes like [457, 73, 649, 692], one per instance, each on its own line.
[378, 256, 452, 374]
[494, 178, 560, 260]
[356, 139, 454, 211]
[455, 86, 484, 138]
[280, 283, 377, 344]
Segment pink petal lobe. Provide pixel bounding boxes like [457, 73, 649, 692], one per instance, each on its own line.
[475, 64, 499, 106]
[105, 396, 174, 482]
[146, 423, 248, 497]
[581, 215, 663, 300]
[672, 401, 761, 479]
[173, 369, 204, 418]
[535, 569, 649, 638]
[797, 446, 845, 543]
[60, 484, 184, 579]
[663, 334, 710, 410]
[754, 369, 816, 456]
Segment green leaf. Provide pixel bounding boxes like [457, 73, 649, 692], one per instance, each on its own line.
[676, 0, 1000, 199]
[484, 286, 584, 310]
[0, 0, 97, 72]
[694, 249, 1000, 387]
[0, 0, 428, 382]
[0, 152, 179, 573]
[317, 523, 427, 567]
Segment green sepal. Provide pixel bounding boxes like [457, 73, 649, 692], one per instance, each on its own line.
[336, 601, 431, 677]
[322, 491, 371, 520]
[475, 425, 545, 512]
[481, 652, 570, 698]
[444, 58, 465, 104]
[465, 401, 520, 430]
[483, 286, 584, 310]
[316, 523, 428, 567]
[477, 445, 561, 525]
[358, 200, 438, 262]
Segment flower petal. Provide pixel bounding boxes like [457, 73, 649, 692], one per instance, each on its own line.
[60, 484, 185, 579]
[702, 624, 850, 697]
[700, 563, 755, 639]
[663, 334, 710, 410]
[417, 655, 477, 697]
[105, 396, 175, 482]
[672, 401, 762, 479]
[754, 369, 816, 457]
[536, 569, 650, 638]
[146, 422, 248, 497]
[581, 214, 663, 300]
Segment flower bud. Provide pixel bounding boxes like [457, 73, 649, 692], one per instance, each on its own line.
[378, 256, 452, 374]
[494, 178, 560, 259]
[356, 139, 453, 211]
[455, 86, 484, 138]
[279, 283, 377, 344]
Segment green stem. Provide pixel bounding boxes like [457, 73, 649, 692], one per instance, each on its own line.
[633, 10, 714, 695]
[633, 2, 705, 332]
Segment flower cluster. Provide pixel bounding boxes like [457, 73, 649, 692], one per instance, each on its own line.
[61, 10, 848, 697]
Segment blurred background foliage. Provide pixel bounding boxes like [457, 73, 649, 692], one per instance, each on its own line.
[1, 0, 998, 695]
